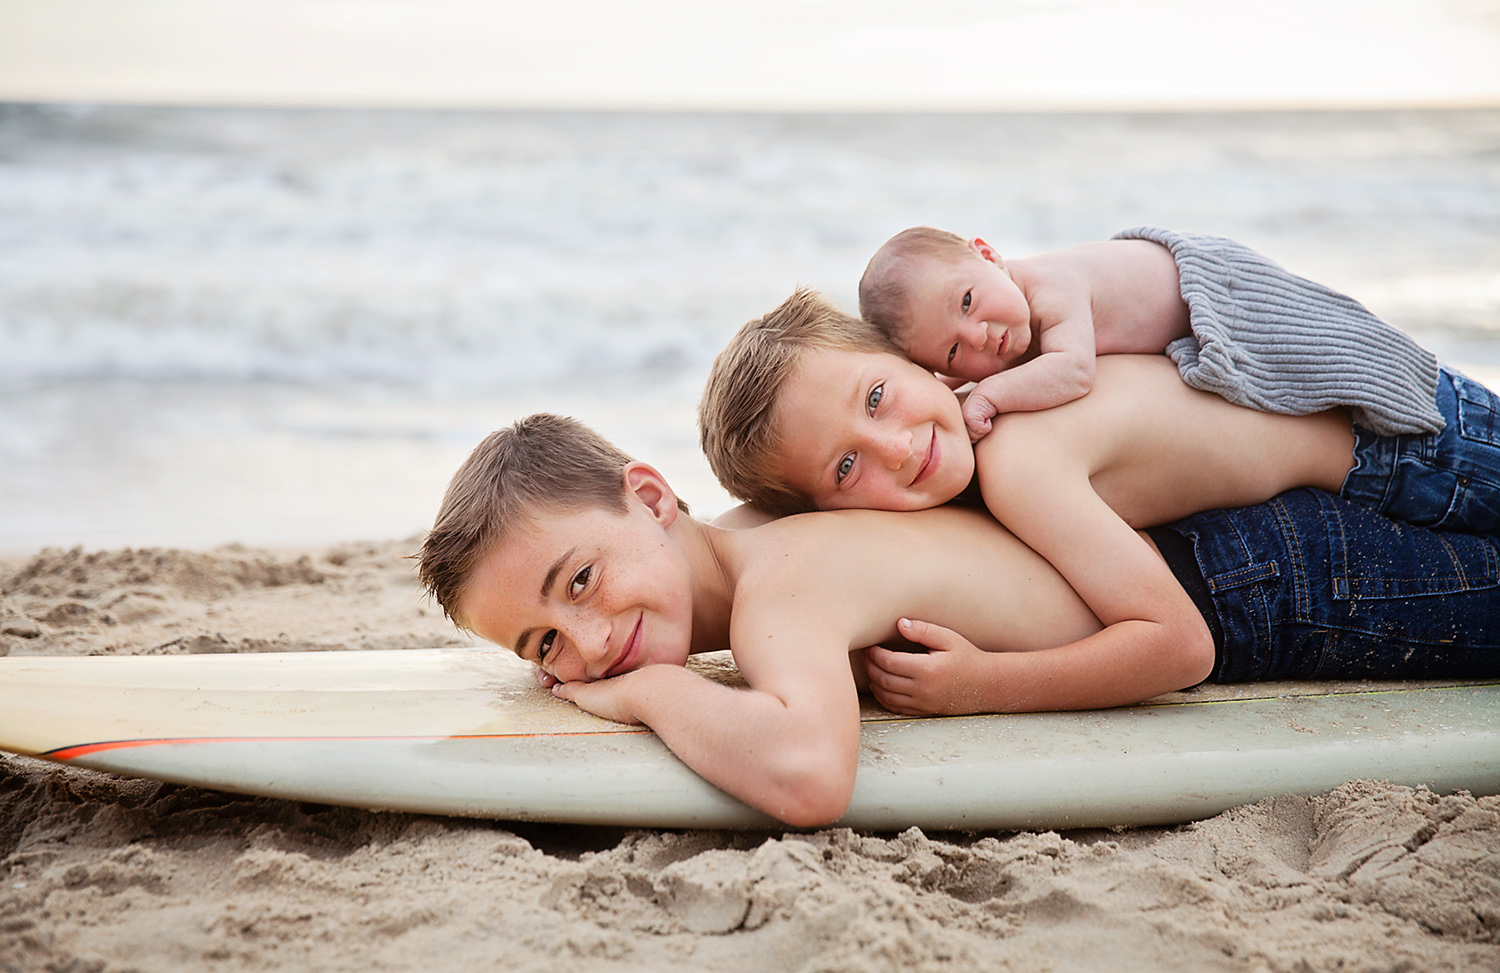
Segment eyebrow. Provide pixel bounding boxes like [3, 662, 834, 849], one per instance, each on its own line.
[513, 546, 578, 657]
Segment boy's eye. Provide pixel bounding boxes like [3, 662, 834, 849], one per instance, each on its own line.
[866, 382, 884, 413]
[835, 453, 855, 484]
[947, 343, 959, 369]
[962, 291, 972, 312]
[568, 565, 591, 598]
[539, 629, 557, 662]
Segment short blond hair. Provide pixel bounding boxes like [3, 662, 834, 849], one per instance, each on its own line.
[858, 226, 973, 342]
[418, 413, 687, 628]
[698, 288, 896, 516]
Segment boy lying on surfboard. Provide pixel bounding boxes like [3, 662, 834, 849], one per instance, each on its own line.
[418, 412, 1500, 827]
[697, 286, 1500, 720]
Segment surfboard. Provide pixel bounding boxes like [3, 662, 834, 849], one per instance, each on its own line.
[0, 648, 1496, 830]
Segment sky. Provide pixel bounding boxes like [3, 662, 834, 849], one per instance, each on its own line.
[2, 0, 1500, 110]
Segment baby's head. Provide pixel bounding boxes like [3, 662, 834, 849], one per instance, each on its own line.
[860, 226, 1030, 383]
[420, 414, 695, 683]
[700, 288, 975, 516]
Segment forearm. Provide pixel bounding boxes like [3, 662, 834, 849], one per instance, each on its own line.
[977, 352, 1094, 413]
[971, 615, 1214, 712]
[622, 664, 860, 826]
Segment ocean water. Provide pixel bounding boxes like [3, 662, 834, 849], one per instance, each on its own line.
[2, 105, 1498, 552]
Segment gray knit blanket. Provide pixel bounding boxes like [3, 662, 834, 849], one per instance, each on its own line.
[1113, 226, 1442, 435]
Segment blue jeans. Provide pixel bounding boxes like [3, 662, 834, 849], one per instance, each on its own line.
[1158, 488, 1500, 682]
[1341, 368, 1500, 535]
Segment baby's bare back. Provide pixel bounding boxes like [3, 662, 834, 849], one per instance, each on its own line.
[1019, 240, 1191, 354]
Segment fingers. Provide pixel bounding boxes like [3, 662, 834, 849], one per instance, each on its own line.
[534, 665, 560, 689]
[867, 643, 920, 673]
[962, 396, 997, 442]
[895, 617, 965, 652]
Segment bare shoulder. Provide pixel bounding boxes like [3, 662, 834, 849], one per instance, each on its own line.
[742, 506, 1016, 574]
[979, 355, 1183, 480]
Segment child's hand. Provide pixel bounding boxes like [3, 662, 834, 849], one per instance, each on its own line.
[961, 383, 1002, 442]
[863, 617, 993, 715]
[552, 672, 646, 725]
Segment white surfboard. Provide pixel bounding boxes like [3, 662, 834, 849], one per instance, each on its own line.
[0, 649, 1495, 830]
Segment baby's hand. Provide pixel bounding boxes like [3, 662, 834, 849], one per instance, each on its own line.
[862, 617, 992, 715]
[961, 382, 1002, 442]
[552, 672, 645, 725]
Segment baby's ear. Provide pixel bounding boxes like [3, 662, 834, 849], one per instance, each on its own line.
[968, 237, 1004, 267]
[622, 462, 681, 526]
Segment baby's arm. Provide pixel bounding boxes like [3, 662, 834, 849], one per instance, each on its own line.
[962, 240, 1190, 441]
[961, 308, 1095, 440]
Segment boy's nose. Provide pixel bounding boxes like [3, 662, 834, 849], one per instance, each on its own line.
[571, 620, 613, 672]
[873, 430, 911, 468]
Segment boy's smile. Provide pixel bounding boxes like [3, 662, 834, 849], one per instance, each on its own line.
[773, 348, 975, 511]
[901, 240, 1033, 383]
[455, 483, 696, 685]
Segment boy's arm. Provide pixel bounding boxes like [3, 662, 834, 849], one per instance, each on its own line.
[867, 450, 1213, 713]
[961, 309, 1095, 440]
[554, 615, 861, 827]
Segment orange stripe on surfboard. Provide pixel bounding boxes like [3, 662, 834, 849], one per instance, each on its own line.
[45, 729, 654, 760]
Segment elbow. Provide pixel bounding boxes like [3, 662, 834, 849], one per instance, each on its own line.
[761, 745, 856, 828]
[1066, 358, 1094, 398]
[774, 779, 858, 821]
[1170, 616, 1216, 689]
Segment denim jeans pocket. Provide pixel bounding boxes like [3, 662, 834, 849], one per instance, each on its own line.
[1322, 488, 1500, 600]
[1455, 371, 1500, 457]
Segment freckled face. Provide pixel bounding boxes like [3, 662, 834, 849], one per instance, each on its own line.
[900, 249, 1033, 383]
[456, 502, 695, 684]
[773, 348, 975, 512]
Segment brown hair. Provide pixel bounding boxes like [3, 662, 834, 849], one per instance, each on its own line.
[698, 287, 896, 516]
[417, 413, 687, 628]
[858, 226, 974, 342]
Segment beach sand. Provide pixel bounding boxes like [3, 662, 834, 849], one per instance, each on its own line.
[1, 540, 1497, 971]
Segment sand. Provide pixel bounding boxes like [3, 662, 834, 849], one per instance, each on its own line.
[1, 540, 1497, 972]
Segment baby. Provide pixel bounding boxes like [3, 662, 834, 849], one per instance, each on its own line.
[859, 226, 1444, 443]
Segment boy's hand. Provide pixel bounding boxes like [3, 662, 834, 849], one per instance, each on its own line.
[863, 617, 994, 715]
[552, 671, 646, 725]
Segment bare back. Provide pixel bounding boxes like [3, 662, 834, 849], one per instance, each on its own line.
[1017, 240, 1191, 355]
[718, 504, 1102, 685]
[982, 354, 1356, 528]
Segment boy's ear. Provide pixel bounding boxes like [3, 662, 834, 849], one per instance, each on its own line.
[622, 462, 681, 527]
[968, 237, 1004, 268]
